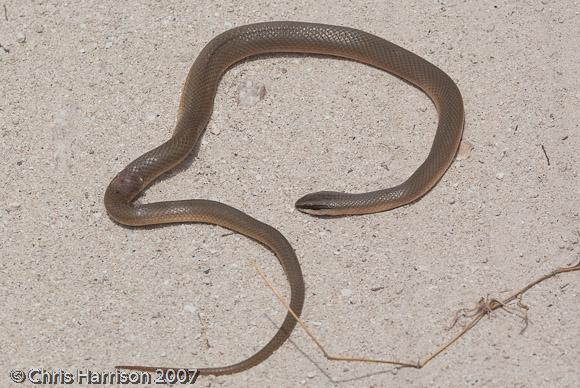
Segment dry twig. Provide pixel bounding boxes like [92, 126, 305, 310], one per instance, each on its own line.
[252, 260, 579, 370]
[541, 144, 550, 165]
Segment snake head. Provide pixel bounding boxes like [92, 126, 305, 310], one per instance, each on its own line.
[295, 191, 344, 216]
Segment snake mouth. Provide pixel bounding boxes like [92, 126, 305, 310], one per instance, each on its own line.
[295, 203, 332, 215]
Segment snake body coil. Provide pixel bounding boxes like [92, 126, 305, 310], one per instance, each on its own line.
[105, 22, 464, 376]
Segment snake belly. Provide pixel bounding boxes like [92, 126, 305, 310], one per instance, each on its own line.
[105, 21, 464, 376]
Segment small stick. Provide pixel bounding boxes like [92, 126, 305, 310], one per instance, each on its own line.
[252, 260, 579, 370]
[3, 4, 7, 21]
[418, 313, 484, 367]
[541, 145, 550, 165]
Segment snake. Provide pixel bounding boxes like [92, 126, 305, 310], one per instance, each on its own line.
[104, 21, 464, 376]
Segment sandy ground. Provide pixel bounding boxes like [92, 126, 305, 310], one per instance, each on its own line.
[1, 0, 579, 387]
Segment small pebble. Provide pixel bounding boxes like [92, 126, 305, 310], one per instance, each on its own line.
[16, 32, 26, 43]
[183, 304, 196, 313]
[105, 41, 113, 49]
[307, 372, 316, 379]
[341, 288, 353, 297]
[456, 140, 474, 160]
[495, 172, 505, 180]
[237, 80, 266, 106]
[34, 25, 44, 33]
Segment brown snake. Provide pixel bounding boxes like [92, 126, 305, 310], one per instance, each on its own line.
[105, 22, 464, 376]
